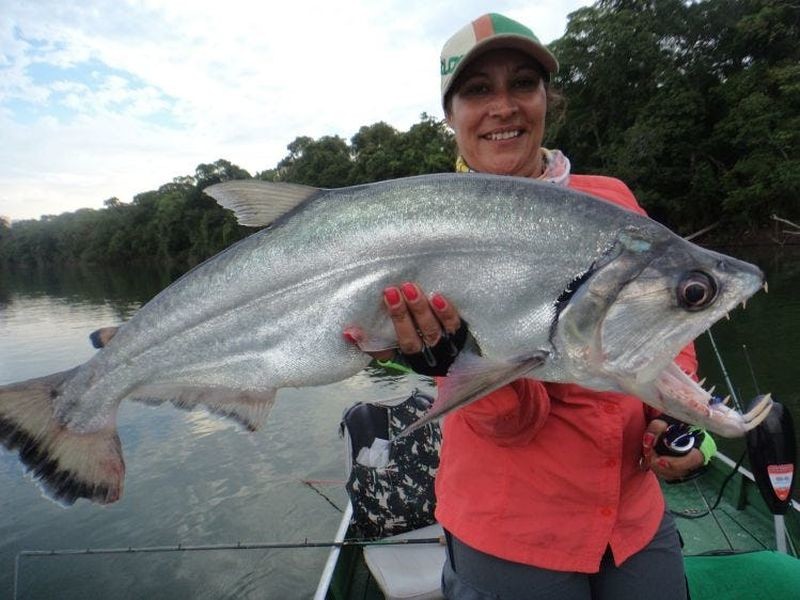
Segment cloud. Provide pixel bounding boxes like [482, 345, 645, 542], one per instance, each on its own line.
[0, 0, 590, 221]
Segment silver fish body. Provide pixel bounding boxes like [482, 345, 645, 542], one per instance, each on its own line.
[0, 173, 769, 504]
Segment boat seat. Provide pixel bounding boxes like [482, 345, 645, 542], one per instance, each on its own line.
[685, 550, 800, 599]
[362, 522, 446, 600]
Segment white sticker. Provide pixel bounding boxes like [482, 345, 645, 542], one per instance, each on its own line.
[767, 464, 794, 501]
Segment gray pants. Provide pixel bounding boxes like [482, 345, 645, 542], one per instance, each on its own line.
[442, 511, 687, 600]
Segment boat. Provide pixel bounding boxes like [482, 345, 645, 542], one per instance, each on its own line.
[314, 396, 800, 600]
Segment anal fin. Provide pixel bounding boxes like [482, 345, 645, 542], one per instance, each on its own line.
[130, 385, 277, 431]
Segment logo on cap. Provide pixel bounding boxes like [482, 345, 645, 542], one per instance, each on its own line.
[441, 55, 463, 76]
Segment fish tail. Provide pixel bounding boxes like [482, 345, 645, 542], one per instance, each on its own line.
[0, 369, 124, 505]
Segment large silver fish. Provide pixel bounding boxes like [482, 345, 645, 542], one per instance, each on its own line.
[0, 174, 771, 504]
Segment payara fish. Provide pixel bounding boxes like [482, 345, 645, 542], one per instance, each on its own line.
[0, 174, 771, 505]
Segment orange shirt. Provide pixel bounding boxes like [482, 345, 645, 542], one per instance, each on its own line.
[434, 175, 698, 573]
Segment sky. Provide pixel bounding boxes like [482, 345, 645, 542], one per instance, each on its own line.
[1, 0, 593, 222]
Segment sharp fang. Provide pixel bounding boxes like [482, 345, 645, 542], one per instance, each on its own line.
[698, 377, 706, 387]
[725, 313, 730, 320]
[742, 299, 747, 309]
[723, 395, 731, 405]
[763, 281, 769, 293]
[708, 385, 716, 395]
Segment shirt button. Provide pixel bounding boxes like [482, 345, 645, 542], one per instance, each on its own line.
[603, 404, 618, 414]
[600, 507, 614, 517]
[605, 458, 618, 468]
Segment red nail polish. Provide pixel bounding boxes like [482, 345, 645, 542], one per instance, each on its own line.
[642, 433, 655, 449]
[401, 282, 418, 301]
[657, 459, 669, 469]
[431, 294, 447, 311]
[384, 287, 401, 305]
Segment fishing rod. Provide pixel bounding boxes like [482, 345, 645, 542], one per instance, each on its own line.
[13, 536, 444, 600]
[705, 330, 743, 411]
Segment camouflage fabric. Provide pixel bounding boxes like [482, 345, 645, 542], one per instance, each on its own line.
[343, 390, 442, 538]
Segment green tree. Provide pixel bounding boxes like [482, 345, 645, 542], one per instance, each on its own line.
[349, 122, 403, 183]
[550, 0, 799, 232]
[276, 135, 353, 187]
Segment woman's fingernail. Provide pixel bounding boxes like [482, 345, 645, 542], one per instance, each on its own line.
[431, 294, 447, 311]
[384, 287, 401, 306]
[643, 433, 655, 449]
[401, 282, 418, 301]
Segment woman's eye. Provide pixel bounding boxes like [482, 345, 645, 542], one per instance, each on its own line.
[460, 82, 490, 96]
[512, 77, 539, 90]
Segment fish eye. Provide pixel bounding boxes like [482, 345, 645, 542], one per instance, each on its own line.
[677, 271, 718, 311]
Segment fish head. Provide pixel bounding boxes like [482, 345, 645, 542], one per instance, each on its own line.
[551, 224, 766, 435]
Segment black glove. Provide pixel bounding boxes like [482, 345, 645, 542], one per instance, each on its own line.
[397, 320, 470, 376]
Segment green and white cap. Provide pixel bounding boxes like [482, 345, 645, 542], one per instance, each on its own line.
[440, 13, 559, 108]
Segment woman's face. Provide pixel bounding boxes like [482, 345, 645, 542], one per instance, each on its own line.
[446, 49, 547, 177]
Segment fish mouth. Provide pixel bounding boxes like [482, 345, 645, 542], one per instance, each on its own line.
[482, 128, 524, 141]
[653, 362, 773, 437]
[654, 363, 714, 418]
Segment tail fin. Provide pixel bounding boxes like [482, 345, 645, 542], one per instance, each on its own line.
[0, 370, 124, 505]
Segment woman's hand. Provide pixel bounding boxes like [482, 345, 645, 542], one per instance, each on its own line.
[384, 283, 462, 353]
[641, 419, 705, 480]
[344, 282, 467, 375]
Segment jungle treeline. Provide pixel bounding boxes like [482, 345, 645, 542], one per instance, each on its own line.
[1, 0, 797, 268]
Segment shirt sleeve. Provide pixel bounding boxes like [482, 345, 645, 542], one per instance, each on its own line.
[455, 380, 551, 446]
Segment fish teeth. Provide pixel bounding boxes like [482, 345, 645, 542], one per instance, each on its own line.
[722, 395, 731, 405]
[724, 312, 730, 320]
[763, 281, 769, 293]
[698, 377, 706, 387]
[708, 385, 716, 395]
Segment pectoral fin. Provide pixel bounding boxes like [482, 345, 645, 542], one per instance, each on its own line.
[399, 350, 548, 437]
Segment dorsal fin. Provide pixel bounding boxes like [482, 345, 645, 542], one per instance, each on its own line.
[204, 180, 322, 227]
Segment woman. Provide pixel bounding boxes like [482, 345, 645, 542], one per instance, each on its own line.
[353, 13, 714, 600]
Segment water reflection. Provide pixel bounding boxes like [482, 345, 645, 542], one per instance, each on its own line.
[0, 262, 183, 319]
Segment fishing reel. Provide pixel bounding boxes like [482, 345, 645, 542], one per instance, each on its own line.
[654, 423, 699, 458]
[655, 423, 707, 484]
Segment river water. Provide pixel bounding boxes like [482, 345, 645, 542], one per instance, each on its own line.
[1, 247, 798, 599]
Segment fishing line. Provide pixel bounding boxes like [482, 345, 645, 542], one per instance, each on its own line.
[742, 344, 761, 395]
[303, 480, 344, 513]
[670, 450, 747, 520]
[694, 478, 735, 551]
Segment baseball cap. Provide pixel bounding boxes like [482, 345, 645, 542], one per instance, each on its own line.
[440, 13, 559, 108]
